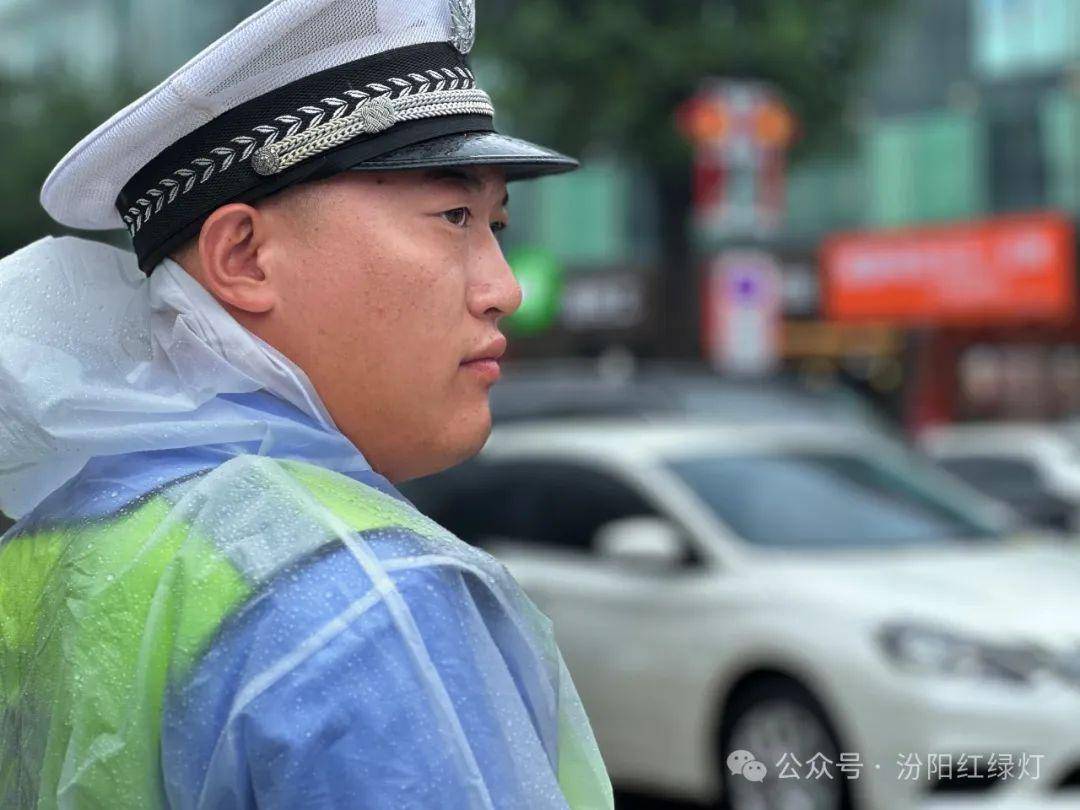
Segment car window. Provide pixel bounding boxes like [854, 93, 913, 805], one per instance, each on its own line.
[935, 456, 1073, 531]
[404, 460, 657, 553]
[668, 451, 1008, 550]
[937, 456, 1044, 494]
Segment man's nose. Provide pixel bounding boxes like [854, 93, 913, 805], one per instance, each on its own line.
[469, 240, 523, 321]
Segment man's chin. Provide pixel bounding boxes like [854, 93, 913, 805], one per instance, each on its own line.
[399, 405, 492, 483]
[456, 403, 493, 461]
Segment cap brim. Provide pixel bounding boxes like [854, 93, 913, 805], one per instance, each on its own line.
[348, 131, 579, 181]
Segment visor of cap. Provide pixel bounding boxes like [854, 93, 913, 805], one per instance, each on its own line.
[348, 131, 578, 180]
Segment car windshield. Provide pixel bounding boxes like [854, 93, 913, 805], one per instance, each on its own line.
[668, 449, 1012, 550]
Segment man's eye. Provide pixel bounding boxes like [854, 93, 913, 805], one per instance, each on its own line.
[442, 208, 471, 227]
[491, 221, 508, 234]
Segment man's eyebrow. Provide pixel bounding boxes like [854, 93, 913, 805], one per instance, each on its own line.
[424, 168, 510, 207]
[424, 168, 483, 191]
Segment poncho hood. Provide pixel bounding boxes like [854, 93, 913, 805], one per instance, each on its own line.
[0, 235, 367, 519]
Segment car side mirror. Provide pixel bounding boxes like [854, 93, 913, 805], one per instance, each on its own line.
[595, 517, 685, 568]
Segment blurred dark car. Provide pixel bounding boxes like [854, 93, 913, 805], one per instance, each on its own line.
[920, 424, 1080, 534]
[490, 360, 891, 431]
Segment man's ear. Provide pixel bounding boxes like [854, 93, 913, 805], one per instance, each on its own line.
[195, 203, 277, 314]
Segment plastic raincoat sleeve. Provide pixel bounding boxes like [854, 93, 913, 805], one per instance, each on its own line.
[162, 528, 574, 810]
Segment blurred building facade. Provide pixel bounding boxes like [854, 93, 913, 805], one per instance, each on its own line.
[786, 0, 1080, 243]
[0, 0, 263, 84]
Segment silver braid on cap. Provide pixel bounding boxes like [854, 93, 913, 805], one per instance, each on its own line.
[251, 88, 493, 177]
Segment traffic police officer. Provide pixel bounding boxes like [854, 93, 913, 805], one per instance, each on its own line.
[0, 0, 614, 807]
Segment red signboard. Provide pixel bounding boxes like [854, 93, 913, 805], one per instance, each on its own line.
[822, 213, 1076, 325]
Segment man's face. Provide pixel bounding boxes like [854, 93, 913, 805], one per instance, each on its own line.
[255, 166, 520, 483]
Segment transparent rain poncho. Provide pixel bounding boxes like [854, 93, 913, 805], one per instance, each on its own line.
[0, 237, 613, 809]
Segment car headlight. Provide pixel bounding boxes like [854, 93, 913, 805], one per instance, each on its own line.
[878, 623, 1047, 685]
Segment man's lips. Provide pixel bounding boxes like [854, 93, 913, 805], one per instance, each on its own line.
[460, 358, 501, 382]
[460, 336, 507, 382]
[461, 335, 508, 366]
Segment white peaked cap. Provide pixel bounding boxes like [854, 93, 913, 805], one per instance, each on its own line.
[40, 0, 576, 273]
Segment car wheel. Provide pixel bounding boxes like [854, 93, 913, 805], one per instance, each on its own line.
[719, 676, 854, 810]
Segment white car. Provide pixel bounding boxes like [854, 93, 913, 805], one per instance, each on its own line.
[920, 424, 1080, 534]
[405, 419, 1080, 810]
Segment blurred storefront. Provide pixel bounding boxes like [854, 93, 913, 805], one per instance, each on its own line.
[822, 212, 1078, 428]
[502, 0, 1080, 433]
[778, 0, 1080, 431]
